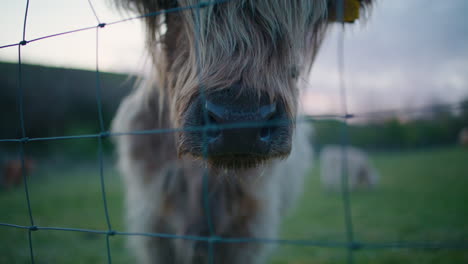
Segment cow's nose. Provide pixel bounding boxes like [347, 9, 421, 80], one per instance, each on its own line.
[199, 86, 282, 156]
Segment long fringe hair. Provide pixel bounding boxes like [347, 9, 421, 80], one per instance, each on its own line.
[115, 0, 333, 124]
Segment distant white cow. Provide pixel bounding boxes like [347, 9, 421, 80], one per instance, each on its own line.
[459, 127, 468, 147]
[320, 145, 379, 191]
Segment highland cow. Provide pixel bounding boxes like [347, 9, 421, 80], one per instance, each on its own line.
[320, 145, 379, 191]
[111, 0, 371, 263]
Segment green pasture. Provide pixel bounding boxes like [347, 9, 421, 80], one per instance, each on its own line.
[1, 147, 467, 263]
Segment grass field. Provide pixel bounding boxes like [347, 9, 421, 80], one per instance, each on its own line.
[1, 146, 467, 263]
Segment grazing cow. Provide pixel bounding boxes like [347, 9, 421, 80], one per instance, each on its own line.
[2, 159, 35, 190]
[111, 0, 372, 263]
[320, 145, 379, 191]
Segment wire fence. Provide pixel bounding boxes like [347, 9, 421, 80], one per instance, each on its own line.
[1, 0, 467, 263]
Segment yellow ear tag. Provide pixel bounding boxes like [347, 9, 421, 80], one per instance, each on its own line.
[330, 0, 360, 23]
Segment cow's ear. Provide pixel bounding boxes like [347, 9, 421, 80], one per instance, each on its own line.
[328, 0, 373, 23]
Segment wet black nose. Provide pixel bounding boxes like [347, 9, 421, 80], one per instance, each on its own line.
[180, 85, 293, 168]
[204, 99, 277, 155]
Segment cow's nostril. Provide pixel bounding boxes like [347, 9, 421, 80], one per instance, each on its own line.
[205, 101, 224, 123]
[260, 102, 277, 120]
[259, 102, 278, 142]
[205, 112, 221, 142]
[260, 126, 271, 142]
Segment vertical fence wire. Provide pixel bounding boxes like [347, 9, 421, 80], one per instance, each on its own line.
[336, 1, 357, 263]
[88, 0, 102, 25]
[193, 2, 217, 264]
[17, 0, 36, 263]
[87, 1, 114, 262]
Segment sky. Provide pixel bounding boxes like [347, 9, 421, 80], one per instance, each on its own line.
[1, 0, 468, 117]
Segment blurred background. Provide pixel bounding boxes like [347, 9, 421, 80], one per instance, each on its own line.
[1, 0, 467, 263]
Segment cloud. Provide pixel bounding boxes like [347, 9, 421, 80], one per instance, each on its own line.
[302, 0, 468, 115]
[2, 0, 467, 116]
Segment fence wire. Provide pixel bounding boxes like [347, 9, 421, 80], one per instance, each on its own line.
[1, 0, 467, 263]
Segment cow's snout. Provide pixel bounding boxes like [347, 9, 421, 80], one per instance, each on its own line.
[180, 85, 292, 168]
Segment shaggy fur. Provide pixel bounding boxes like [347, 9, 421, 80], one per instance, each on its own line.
[320, 145, 379, 191]
[111, 0, 372, 263]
